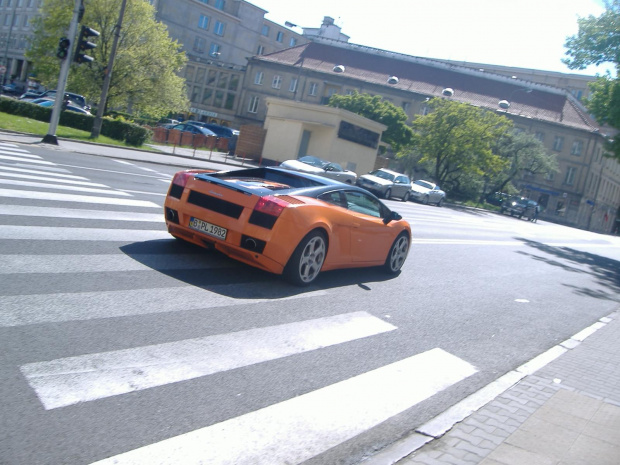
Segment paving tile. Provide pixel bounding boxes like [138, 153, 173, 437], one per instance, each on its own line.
[538, 390, 602, 421]
[521, 410, 589, 434]
[483, 443, 556, 465]
[559, 434, 620, 465]
[590, 402, 620, 429]
[504, 425, 580, 459]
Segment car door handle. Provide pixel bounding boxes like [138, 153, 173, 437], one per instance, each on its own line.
[352, 222, 360, 228]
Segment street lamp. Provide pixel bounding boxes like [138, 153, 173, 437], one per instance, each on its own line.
[1, 0, 18, 85]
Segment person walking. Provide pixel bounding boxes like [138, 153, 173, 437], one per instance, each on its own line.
[531, 204, 540, 223]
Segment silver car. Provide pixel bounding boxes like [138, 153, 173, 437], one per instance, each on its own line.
[356, 168, 411, 201]
[410, 179, 446, 206]
[279, 156, 357, 184]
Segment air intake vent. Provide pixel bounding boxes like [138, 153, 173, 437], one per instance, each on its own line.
[188, 190, 243, 218]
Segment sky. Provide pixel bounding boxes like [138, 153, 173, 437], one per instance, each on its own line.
[250, 0, 613, 76]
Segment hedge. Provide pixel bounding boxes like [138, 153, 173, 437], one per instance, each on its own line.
[0, 96, 151, 146]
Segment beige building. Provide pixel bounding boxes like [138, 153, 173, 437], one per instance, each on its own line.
[262, 97, 386, 174]
[239, 39, 619, 233]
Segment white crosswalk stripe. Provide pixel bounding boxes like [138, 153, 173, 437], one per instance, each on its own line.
[1, 146, 479, 465]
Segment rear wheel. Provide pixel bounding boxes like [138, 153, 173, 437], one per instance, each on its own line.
[384, 233, 409, 274]
[422, 195, 429, 205]
[384, 188, 391, 199]
[402, 191, 410, 202]
[284, 230, 327, 286]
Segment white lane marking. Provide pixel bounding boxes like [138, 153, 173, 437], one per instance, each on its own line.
[0, 162, 71, 173]
[0, 189, 160, 207]
[0, 178, 131, 196]
[0, 287, 328, 327]
[0, 155, 56, 165]
[0, 225, 169, 241]
[0, 171, 108, 187]
[0, 165, 87, 179]
[22, 312, 397, 410]
[0, 149, 40, 157]
[0, 253, 226, 274]
[0, 205, 163, 222]
[412, 238, 620, 247]
[89, 349, 477, 465]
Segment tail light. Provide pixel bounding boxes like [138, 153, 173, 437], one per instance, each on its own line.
[171, 171, 196, 188]
[253, 195, 289, 217]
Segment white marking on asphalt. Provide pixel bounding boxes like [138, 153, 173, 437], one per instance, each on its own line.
[0, 253, 224, 274]
[0, 287, 328, 327]
[22, 312, 397, 409]
[0, 149, 40, 157]
[0, 171, 109, 187]
[0, 178, 131, 196]
[0, 155, 56, 165]
[89, 349, 477, 465]
[0, 205, 163, 222]
[0, 189, 160, 207]
[0, 165, 87, 179]
[0, 225, 168, 241]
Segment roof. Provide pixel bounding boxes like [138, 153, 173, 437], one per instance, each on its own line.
[253, 42, 602, 134]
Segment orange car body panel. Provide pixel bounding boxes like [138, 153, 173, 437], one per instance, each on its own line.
[164, 170, 411, 276]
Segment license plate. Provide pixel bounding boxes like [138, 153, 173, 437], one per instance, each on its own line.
[189, 217, 227, 240]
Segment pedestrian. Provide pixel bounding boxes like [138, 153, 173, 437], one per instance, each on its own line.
[531, 204, 540, 223]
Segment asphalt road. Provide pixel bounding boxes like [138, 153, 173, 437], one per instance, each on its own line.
[1, 141, 619, 465]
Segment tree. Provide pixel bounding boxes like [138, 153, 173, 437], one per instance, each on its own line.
[398, 98, 512, 196]
[488, 130, 559, 195]
[26, 0, 189, 119]
[563, 0, 620, 159]
[327, 92, 414, 152]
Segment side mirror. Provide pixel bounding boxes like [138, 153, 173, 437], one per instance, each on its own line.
[383, 211, 402, 225]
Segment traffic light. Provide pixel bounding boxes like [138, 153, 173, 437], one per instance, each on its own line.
[74, 25, 100, 64]
[56, 37, 71, 59]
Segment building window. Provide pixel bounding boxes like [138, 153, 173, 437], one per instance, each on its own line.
[535, 131, 545, 142]
[192, 37, 205, 53]
[248, 96, 259, 113]
[308, 82, 318, 96]
[571, 140, 583, 156]
[401, 102, 411, 113]
[257, 45, 265, 55]
[545, 171, 555, 181]
[564, 166, 577, 185]
[553, 136, 564, 151]
[214, 20, 225, 36]
[289, 78, 297, 92]
[420, 105, 430, 116]
[214, 0, 225, 10]
[209, 43, 221, 57]
[276, 31, 283, 42]
[261, 24, 270, 37]
[272, 75, 282, 89]
[254, 71, 263, 85]
[289, 37, 297, 47]
[198, 14, 209, 30]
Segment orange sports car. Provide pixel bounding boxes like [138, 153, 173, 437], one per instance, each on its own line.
[164, 167, 411, 285]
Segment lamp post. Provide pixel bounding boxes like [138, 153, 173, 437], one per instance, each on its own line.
[1, 0, 18, 86]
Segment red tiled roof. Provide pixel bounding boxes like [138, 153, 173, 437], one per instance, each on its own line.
[254, 42, 601, 133]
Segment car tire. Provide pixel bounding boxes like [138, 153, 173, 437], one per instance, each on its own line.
[384, 188, 391, 199]
[402, 191, 410, 202]
[384, 233, 409, 274]
[437, 197, 444, 207]
[284, 230, 327, 286]
[422, 195, 429, 205]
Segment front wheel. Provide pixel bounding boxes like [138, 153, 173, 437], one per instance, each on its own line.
[402, 191, 410, 202]
[422, 195, 429, 205]
[437, 197, 444, 207]
[384, 233, 410, 274]
[384, 188, 391, 199]
[284, 230, 327, 286]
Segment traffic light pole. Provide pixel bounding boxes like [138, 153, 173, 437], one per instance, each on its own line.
[42, 0, 82, 145]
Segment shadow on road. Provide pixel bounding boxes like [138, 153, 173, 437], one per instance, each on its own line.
[516, 238, 620, 301]
[119, 239, 397, 299]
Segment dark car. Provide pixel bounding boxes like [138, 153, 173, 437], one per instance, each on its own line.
[1, 83, 25, 97]
[20, 90, 88, 110]
[170, 123, 216, 136]
[185, 121, 237, 153]
[500, 196, 538, 220]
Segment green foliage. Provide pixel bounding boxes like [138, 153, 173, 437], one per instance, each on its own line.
[327, 92, 414, 152]
[563, 0, 620, 160]
[399, 98, 512, 197]
[26, 0, 189, 119]
[0, 96, 149, 145]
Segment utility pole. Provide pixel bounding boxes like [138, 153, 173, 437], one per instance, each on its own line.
[42, 0, 83, 145]
[91, 0, 127, 139]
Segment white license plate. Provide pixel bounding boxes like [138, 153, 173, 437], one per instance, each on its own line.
[189, 217, 227, 240]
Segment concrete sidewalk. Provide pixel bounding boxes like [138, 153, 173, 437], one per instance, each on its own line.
[365, 309, 620, 465]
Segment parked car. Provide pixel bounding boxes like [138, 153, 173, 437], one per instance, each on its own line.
[356, 168, 411, 201]
[500, 196, 538, 220]
[1, 83, 24, 97]
[20, 90, 88, 110]
[164, 167, 411, 285]
[280, 156, 357, 184]
[409, 179, 446, 206]
[169, 123, 216, 136]
[185, 121, 237, 154]
[36, 99, 91, 115]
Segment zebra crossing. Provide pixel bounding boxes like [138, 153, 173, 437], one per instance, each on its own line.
[0, 142, 478, 464]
